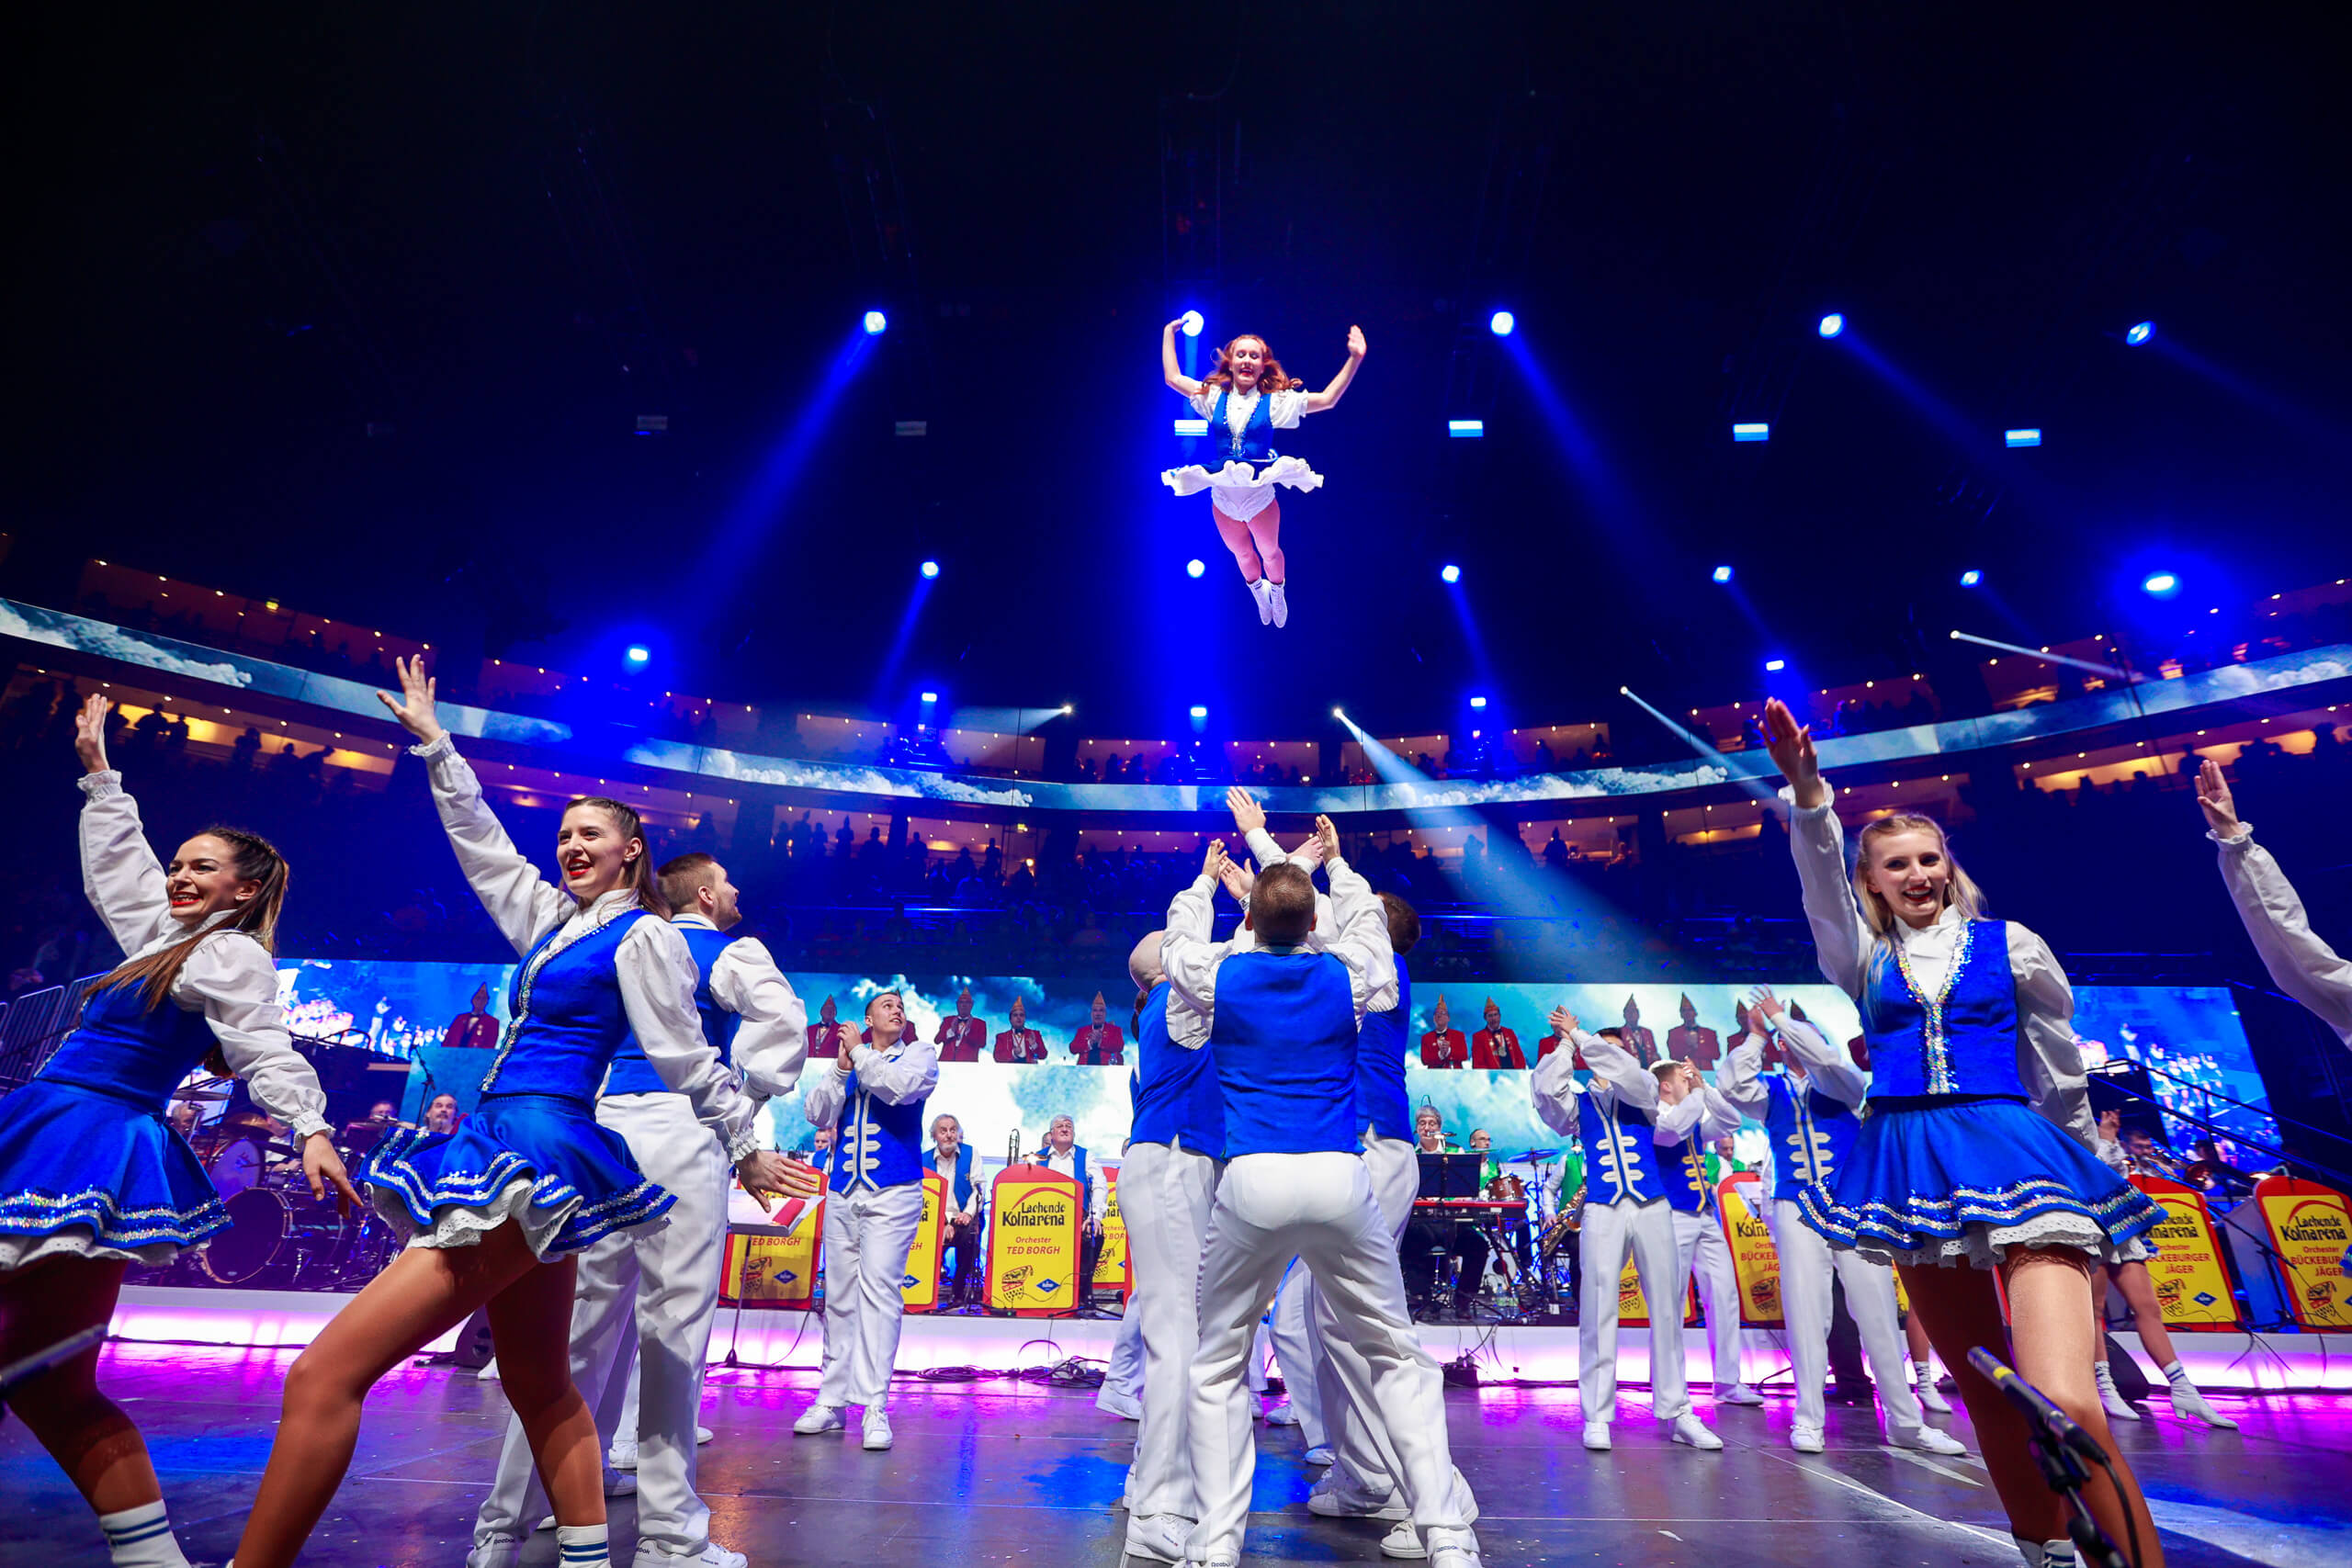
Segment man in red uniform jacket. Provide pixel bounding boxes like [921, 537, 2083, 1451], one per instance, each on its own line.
[1471, 997, 1527, 1068]
[1619, 994, 1660, 1067]
[993, 996, 1047, 1063]
[1419, 994, 1468, 1068]
[935, 987, 988, 1062]
[808, 995, 852, 1059]
[442, 983, 500, 1051]
[1068, 991, 1125, 1066]
[1664, 991, 1723, 1069]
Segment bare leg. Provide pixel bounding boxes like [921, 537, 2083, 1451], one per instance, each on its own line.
[1211, 506, 1263, 584]
[1244, 498, 1285, 584]
[2003, 1248, 2163, 1565]
[2091, 1266, 2113, 1364]
[1905, 1309, 1932, 1363]
[486, 1245, 605, 1528]
[2111, 1261, 2177, 1366]
[0, 1257, 160, 1514]
[232, 1223, 553, 1568]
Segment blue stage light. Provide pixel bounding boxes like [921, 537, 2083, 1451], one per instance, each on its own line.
[624, 644, 650, 667]
[920, 691, 937, 705]
[1182, 310, 1204, 337]
[1713, 565, 1734, 584]
[1817, 312, 1845, 339]
[1441, 563, 1461, 584]
[1469, 695, 1487, 710]
[1173, 417, 1209, 436]
[1446, 419, 1484, 437]
[2126, 321, 2154, 346]
[2005, 428, 2042, 447]
[1489, 310, 1516, 337]
[920, 559, 940, 579]
[1765, 659, 1785, 672]
[1186, 558, 1205, 578]
[1960, 569, 1983, 587]
[1188, 705, 1208, 719]
[1732, 423, 1770, 443]
[863, 310, 888, 335]
[2143, 571, 2179, 597]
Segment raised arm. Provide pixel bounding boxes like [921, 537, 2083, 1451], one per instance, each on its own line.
[1162, 318, 1204, 398]
[379, 658, 568, 953]
[184, 932, 363, 1212]
[713, 936, 808, 1101]
[850, 1037, 941, 1106]
[1763, 696, 1871, 996]
[1748, 984, 1871, 1107]
[2009, 924, 2098, 1151]
[1715, 1033, 1770, 1117]
[1300, 325, 1367, 414]
[74, 696, 174, 955]
[1160, 840, 1228, 1047]
[1530, 1008, 1586, 1136]
[1315, 816, 1394, 1021]
[1578, 1025, 1660, 1112]
[2199, 761, 2352, 1049]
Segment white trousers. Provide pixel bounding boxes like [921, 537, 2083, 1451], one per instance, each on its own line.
[474, 1093, 726, 1554]
[1269, 1261, 1326, 1445]
[1116, 1139, 1219, 1519]
[816, 1180, 926, 1407]
[1102, 1300, 1146, 1404]
[1187, 1153, 1466, 1561]
[1577, 1197, 1687, 1423]
[1306, 1131, 1419, 1495]
[1671, 1207, 1748, 1391]
[1767, 1197, 1928, 1436]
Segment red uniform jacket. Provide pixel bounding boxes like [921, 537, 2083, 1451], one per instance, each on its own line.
[808, 1021, 852, 1059]
[442, 1011, 498, 1051]
[935, 1015, 988, 1063]
[1622, 1024, 1659, 1067]
[994, 1028, 1047, 1064]
[1069, 1023, 1125, 1066]
[1534, 1032, 1587, 1070]
[1472, 1026, 1527, 1069]
[1419, 1029, 1468, 1068]
[1666, 1022, 1722, 1070]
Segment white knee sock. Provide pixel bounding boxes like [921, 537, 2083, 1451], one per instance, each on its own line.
[556, 1523, 610, 1568]
[98, 1501, 190, 1568]
[2160, 1359, 2195, 1390]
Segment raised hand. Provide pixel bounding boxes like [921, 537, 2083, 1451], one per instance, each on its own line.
[1313, 814, 1342, 864]
[73, 694, 114, 775]
[1761, 697, 1826, 807]
[1345, 324, 1367, 360]
[1548, 1005, 1581, 1039]
[2196, 757, 2243, 838]
[375, 655, 445, 745]
[1202, 838, 1232, 886]
[1746, 985, 1785, 1022]
[1216, 854, 1257, 905]
[1226, 785, 1267, 836]
[1288, 830, 1328, 872]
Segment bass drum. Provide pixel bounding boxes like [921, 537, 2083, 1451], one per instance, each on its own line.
[199, 1187, 353, 1286]
[203, 1137, 265, 1202]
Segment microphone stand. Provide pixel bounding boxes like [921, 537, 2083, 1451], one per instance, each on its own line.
[1967, 1348, 2137, 1568]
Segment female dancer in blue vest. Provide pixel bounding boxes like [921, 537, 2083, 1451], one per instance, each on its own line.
[0, 696, 356, 1568]
[1159, 320, 1367, 628]
[1760, 697, 2165, 1568]
[229, 659, 808, 1568]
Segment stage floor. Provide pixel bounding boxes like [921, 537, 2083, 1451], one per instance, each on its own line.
[6, 1342, 2350, 1567]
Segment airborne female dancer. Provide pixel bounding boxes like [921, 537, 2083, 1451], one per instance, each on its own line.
[1761, 696, 2165, 1568]
[230, 660, 808, 1568]
[0, 696, 356, 1568]
[1160, 320, 1366, 628]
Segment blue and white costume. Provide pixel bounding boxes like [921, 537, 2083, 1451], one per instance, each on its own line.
[0, 771, 330, 1271]
[1782, 798, 2162, 1267]
[1657, 1078, 1752, 1400]
[1160, 385, 1323, 525]
[362, 737, 764, 1260]
[1718, 1016, 1955, 1451]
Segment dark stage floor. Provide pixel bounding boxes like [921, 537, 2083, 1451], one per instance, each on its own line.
[5, 1343, 2348, 1566]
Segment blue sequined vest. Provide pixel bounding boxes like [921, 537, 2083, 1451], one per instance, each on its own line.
[480, 908, 649, 1103]
[40, 974, 228, 1112]
[1208, 388, 1278, 468]
[1860, 919, 2026, 1100]
[1356, 966, 1414, 1143]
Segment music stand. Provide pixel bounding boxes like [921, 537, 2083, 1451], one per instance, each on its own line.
[1417, 1152, 1482, 1200]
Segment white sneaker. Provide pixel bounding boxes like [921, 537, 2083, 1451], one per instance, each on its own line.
[2169, 1383, 2239, 1430]
[632, 1544, 747, 1568]
[1669, 1413, 1723, 1450]
[1095, 1386, 1144, 1421]
[1262, 1400, 1301, 1426]
[1307, 1476, 1408, 1519]
[608, 1438, 638, 1471]
[1304, 1444, 1335, 1466]
[862, 1406, 894, 1450]
[466, 1540, 521, 1568]
[1717, 1382, 1765, 1406]
[1425, 1525, 1483, 1568]
[1379, 1520, 1428, 1560]
[1790, 1425, 1825, 1454]
[1122, 1513, 1191, 1563]
[1268, 581, 1289, 628]
[606, 1468, 638, 1497]
[792, 1402, 845, 1435]
[1581, 1420, 1611, 1451]
[476, 1357, 501, 1382]
[695, 1425, 714, 1445]
[1248, 578, 1274, 626]
[1893, 1424, 1968, 1456]
[1915, 1371, 1952, 1414]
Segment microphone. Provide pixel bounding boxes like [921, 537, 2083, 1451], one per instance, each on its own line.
[1967, 1348, 2109, 1466]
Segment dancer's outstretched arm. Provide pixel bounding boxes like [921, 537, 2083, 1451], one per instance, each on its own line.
[1302, 325, 1367, 413]
[2199, 758, 2352, 1048]
[1162, 319, 1204, 397]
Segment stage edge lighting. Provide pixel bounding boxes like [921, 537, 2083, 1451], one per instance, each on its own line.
[2126, 321, 2154, 346]
[1817, 312, 1845, 339]
[1489, 310, 1516, 337]
[863, 310, 888, 335]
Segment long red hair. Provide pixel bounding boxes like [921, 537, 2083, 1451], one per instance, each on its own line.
[1202, 334, 1298, 395]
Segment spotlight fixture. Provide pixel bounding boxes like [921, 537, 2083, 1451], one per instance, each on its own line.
[920, 559, 940, 579]
[1446, 419, 1485, 437]
[1188, 705, 1208, 719]
[1488, 310, 1516, 337]
[2125, 321, 2154, 346]
[624, 645, 650, 667]
[1960, 570, 1983, 587]
[1732, 423, 1770, 443]
[863, 310, 888, 335]
[2005, 429, 2042, 447]
[2143, 571, 2179, 597]
[1765, 659, 1786, 672]
[1186, 558, 1205, 578]
[1469, 695, 1487, 709]
[1181, 310, 1204, 337]
[1440, 563, 1462, 584]
[920, 692, 938, 705]
[1817, 312, 1845, 339]
[1332, 706, 1344, 719]
[1712, 565, 1734, 584]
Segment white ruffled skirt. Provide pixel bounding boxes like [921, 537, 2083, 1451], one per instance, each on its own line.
[1162, 457, 1324, 524]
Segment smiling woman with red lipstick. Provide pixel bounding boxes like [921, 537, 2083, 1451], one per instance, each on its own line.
[1760, 695, 2166, 1568]
[228, 657, 811, 1568]
[1160, 319, 1367, 628]
[0, 695, 354, 1568]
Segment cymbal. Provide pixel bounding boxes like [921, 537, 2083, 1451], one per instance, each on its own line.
[1511, 1150, 1563, 1164]
[170, 1088, 232, 1103]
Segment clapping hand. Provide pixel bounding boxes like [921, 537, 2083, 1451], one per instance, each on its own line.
[1216, 853, 1257, 904]
[376, 655, 446, 745]
[1226, 786, 1267, 836]
[1313, 814, 1342, 865]
[73, 694, 113, 775]
[1548, 1005, 1581, 1039]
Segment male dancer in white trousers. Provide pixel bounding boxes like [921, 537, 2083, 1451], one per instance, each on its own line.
[470, 853, 808, 1568]
[1532, 1012, 1722, 1453]
[1652, 1060, 1763, 1408]
[1715, 988, 1966, 1456]
[794, 990, 938, 1450]
[1163, 823, 1481, 1568]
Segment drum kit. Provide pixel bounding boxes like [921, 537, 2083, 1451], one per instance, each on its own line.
[167, 1081, 403, 1292]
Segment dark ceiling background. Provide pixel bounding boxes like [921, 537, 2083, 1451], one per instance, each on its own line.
[7, 3, 2346, 741]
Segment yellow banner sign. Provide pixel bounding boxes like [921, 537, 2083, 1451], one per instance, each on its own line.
[2130, 1175, 2240, 1330]
[1719, 1173, 1784, 1328]
[1618, 1247, 1697, 1327]
[987, 1166, 1085, 1316]
[722, 1193, 824, 1310]
[2255, 1176, 2352, 1330]
[1093, 1168, 1130, 1297]
[900, 1171, 947, 1313]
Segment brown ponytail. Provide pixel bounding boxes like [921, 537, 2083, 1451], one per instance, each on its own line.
[94, 826, 289, 1012]
[566, 796, 668, 917]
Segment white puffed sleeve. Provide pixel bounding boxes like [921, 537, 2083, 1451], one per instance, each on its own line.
[76, 772, 175, 956]
[1784, 795, 1872, 998]
[711, 937, 808, 1101]
[412, 735, 571, 955]
[1161, 875, 1222, 1049]
[2214, 828, 2352, 1049]
[1268, 389, 1310, 427]
[1530, 1039, 1582, 1138]
[178, 933, 330, 1139]
[1716, 1035, 1770, 1118]
[2008, 924, 2097, 1152]
[615, 918, 763, 1161]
